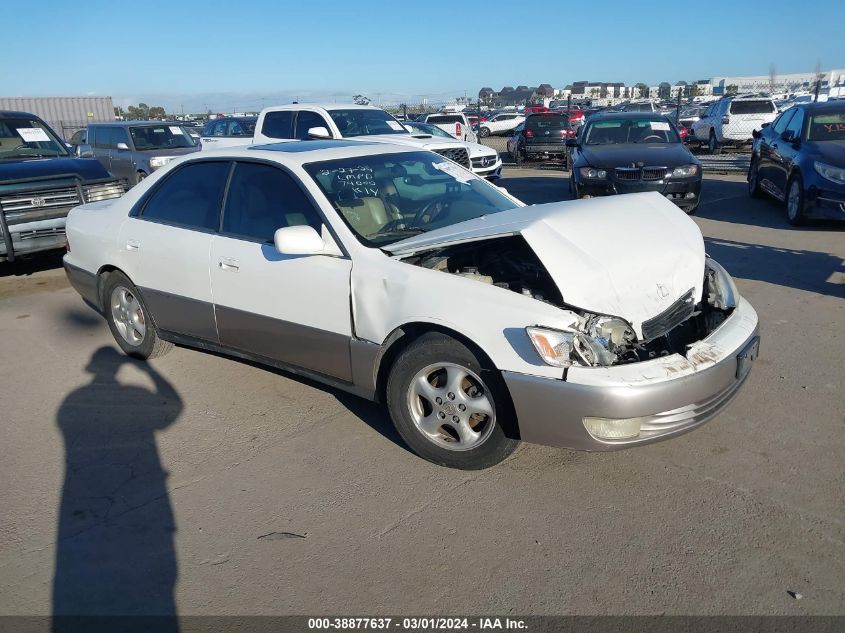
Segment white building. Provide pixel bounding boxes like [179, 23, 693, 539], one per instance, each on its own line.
[711, 69, 845, 95]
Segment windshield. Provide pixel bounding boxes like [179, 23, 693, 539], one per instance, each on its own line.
[329, 109, 407, 137]
[129, 125, 196, 150]
[0, 117, 69, 160]
[305, 151, 518, 247]
[807, 110, 845, 141]
[407, 123, 455, 139]
[584, 118, 679, 145]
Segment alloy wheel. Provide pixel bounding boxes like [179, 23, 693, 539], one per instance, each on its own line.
[407, 362, 496, 451]
[110, 286, 146, 346]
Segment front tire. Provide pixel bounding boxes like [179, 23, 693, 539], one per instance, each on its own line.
[478, 127, 490, 138]
[386, 333, 519, 469]
[104, 271, 172, 360]
[786, 174, 806, 226]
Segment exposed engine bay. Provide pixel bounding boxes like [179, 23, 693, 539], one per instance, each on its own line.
[401, 236, 734, 367]
[400, 236, 565, 307]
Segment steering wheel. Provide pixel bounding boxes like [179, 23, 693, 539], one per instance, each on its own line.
[640, 134, 664, 143]
[412, 195, 459, 228]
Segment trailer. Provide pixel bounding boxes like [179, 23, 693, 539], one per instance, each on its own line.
[0, 96, 115, 140]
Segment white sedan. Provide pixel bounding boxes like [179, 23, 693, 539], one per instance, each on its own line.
[63, 142, 760, 469]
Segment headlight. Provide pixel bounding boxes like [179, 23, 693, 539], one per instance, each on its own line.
[84, 182, 124, 202]
[526, 317, 636, 368]
[579, 167, 607, 179]
[670, 164, 699, 178]
[813, 161, 845, 184]
[705, 257, 739, 309]
[149, 156, 171, 169]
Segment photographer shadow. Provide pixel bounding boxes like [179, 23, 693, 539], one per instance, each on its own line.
[52, 347, 182, 632]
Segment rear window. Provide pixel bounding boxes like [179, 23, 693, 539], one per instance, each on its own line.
[729, 100, 776, 115]
[526, 114, 569, 129]
[427, 115, 463, 124]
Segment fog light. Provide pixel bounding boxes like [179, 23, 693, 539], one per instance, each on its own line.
[583, 416, 643, 440]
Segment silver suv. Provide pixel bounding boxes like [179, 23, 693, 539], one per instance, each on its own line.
[79, 122, 200, 186]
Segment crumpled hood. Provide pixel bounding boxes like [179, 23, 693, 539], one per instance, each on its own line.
[387, 192, 705, 337]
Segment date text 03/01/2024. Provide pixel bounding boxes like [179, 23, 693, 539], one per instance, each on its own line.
[307, 617, 528, 630]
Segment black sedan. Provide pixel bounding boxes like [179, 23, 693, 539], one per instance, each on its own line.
[749, 100, 845, 225]
[568, 112, 703, 213]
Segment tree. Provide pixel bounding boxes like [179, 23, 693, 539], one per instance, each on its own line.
[353, 94, 370, 106]
[634, 82, 649, 98]
[658, 82, 671, 100]
[148, 106, 166, 119]
[725, 84, 739, 95]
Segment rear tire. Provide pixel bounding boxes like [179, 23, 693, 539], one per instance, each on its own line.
[103, 271, 172, 360]
[386, 333, 519, 470]
[514, 146, 523, 165]
[708, 130, 722, 155]
[748, 157, 762, 198]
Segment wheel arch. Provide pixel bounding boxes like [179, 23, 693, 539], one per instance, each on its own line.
[371, 321, 521, 439]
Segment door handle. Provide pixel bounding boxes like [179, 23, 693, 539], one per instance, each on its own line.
[218, 257, 239, 272]
[126, 239, 140, 251]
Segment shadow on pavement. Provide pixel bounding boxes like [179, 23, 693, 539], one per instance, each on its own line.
[697, 178, 845, 231]
[705, 236, 845, 299]
[0, 250, 65, 278]
[52, 347, 182, 632]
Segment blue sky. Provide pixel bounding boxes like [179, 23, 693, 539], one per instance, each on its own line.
[3, 0, 843, 112]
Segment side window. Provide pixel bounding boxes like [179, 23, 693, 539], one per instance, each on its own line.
[294, 111, 330, 140]
[222, 162, 322, 243]
[228, 120, 245, 136]
[202, 122, 214, 136]
[261, 111, 294, 139]
[111, 127, 129, 149]
[772, 110, 794, 135]
[785, 109, 804, 138]
[92, 127, 112, 149]
[212, 120, 228, 136]
[140, 161, 230, 230]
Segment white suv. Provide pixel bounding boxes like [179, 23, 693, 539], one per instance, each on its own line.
[423, 112, 478, 143]
[691, 96, 778, 154]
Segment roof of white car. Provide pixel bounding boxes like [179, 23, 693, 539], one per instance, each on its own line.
[197, 139, 424, 165]
[260, 103, 378, 112]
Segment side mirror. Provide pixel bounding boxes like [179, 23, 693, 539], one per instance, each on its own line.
[761, 121, 771, 128]
[77, 144, 94, 158]
[565, 138, 579, 148]
[751, 129, 761, 139]
[116, 142, 130, 151]
[780, 130, 796, 143]
[307, 126, 331, 139]
[274, 225, 330, 256]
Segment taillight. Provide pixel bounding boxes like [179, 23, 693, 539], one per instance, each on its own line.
[722, 115, 730, 125]
[456, 122, 462, 137]
[525, 129, 534, 138]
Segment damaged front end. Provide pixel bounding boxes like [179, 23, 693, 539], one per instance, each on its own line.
[400, 235, 737, 370]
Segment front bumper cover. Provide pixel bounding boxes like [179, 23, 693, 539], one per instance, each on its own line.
[504, 297, 759, 451]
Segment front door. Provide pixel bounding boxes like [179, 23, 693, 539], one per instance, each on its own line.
[209, 161, 353, 380]
[118, 160, 231, 341]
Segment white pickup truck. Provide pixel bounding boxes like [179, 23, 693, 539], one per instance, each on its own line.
[200, 104, 486, 176]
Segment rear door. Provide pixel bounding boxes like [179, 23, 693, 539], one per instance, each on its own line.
[109, 127, 134, 182]
[209, 161, 353, 379]
[118, 160, 230, 341]
[90, 127, 114, 173]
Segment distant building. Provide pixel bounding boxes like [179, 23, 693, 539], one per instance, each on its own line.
[710, 69, 845, 95]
